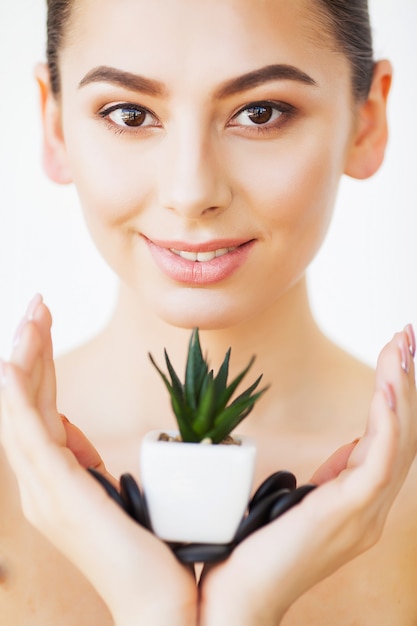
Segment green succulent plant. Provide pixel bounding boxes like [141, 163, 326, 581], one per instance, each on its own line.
[149, 328, 268, 444]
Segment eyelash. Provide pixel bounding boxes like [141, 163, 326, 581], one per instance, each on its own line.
[98, 103, 160, 134]
[98, 100, 295, 136]
[228, 100, 295, 134]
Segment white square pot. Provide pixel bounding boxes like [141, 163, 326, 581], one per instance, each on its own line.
[140, 430, 256, 544]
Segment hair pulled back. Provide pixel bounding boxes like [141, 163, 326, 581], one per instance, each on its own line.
[46, 0, 73, 95]
[46, 0, 374, 100]
[315, 0, 374, 99]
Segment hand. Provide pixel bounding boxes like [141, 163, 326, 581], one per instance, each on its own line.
[199, 327, 417, 626]
[0, 296, 197, 626]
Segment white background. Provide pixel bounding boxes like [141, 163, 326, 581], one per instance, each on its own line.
[0, 0, 416, 365]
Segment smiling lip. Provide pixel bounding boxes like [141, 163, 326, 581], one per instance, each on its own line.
[143, 236, 256, 285]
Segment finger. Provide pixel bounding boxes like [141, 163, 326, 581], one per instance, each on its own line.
[1, 360, 100, 514]
[349, 388, 398, 483]
[10, 296, 47, 401]
[15, 298, 59, 421]
[5, 326, 64, 449]
[309, 439, 359, 485]
[1, 363, 193, 621]
[60, 416, 118, 488]
[345, 328, 416, 485]
[10, 321, 44, 405]
[10, 301, 64, 444]
[30, 300, 58, 417]
[61, 416, 104, 470]
[1, 360, 62, 512]
[1, 361, 118, 511]
[374, 329, 417, 457]
[1, 361, 54, 459]
[10, 294, 43, 360]
[404, 323, 416, 360]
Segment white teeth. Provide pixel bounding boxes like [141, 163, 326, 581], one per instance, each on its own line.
[170, 246, 237, 262]
[215, 247, 230, 258]
[196, 250, 217, 262]
[176, 250, 200, 261]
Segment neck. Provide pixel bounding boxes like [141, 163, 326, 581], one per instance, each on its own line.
[106, 275, 323, 395]
[69, 275, 357, 441]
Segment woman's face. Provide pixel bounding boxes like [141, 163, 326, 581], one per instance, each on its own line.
[53, 0, 357, 329]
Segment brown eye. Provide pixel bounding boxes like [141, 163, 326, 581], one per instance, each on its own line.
[246, 105, 274, 125]
[231, 102, 286, 128]
[100, 103, 159, 130]
[119, 108, 147, 127]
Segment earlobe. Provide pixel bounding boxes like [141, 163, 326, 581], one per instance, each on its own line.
[35, 64, 73, 185]
[344, 60, 393, 180]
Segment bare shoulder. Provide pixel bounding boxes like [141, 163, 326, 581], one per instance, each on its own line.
[54, 334, 111, 425]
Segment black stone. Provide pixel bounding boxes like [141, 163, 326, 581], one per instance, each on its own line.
[269, 484, 317, 521]
[87, 467, 317, 565]
[120, 473, 153, 530]
[249, 471, 297, 511]
[234, 488, 291, 543]
[88, 468, 126, 510]
[173, 542, 234, 564]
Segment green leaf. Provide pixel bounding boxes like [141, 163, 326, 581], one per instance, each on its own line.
[149, 352, 189, 433]
[212, 347, 231, 410]
[164, 349, 184, 401]
[222, 375, 266, 414]
[176, 408, 201, 442]
[148, 353, 176, 399]
[149, 329, 270, 442]
[192, 373, 216, 437]
[185, 329, 207, 411]
[207, 387, 268, 443]
[216, 356, 256, 411]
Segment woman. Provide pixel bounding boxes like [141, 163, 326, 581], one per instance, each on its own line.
[1, 0, 416, 624]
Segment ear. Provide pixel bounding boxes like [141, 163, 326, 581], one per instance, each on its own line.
[35, 64, 73, 185]
[344, 60, 392, 180]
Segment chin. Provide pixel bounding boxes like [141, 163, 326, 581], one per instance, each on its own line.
[154, 289, 249, 331]
[158, 306, 238, 331]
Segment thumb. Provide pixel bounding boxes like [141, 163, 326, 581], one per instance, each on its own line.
[61, 416, 118, 487]
[310, 439, 360, 485]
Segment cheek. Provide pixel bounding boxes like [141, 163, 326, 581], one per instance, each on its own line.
[61, 128, 156, 281]
[232, 131, 345, 258]
[63, 118, 156, 227]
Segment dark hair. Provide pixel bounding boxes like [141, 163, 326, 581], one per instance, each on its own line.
[46, 0, 73, 96]
[314, 0, 375, 100]
[46, 0, 374, 100]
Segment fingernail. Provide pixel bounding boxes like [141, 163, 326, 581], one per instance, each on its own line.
[384, 383, 396, 411]
[26, 293, 43, 321]
[404, 324, 416, 358]
[399, 336, 410, 373]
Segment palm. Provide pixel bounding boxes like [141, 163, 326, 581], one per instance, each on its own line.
[1, 299, 197, 625]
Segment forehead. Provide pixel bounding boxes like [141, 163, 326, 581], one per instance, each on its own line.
[62, 0, 346, 93]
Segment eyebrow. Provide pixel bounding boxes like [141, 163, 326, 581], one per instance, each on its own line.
[78, 63, 317, 98]
[79, 66, 168, 97]
[215, 64, 317, 98]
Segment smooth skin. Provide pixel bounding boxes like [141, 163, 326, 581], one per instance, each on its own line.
[38, 0, 390, 332]
[0, 300, 197, 626]
[1, 0, 417, 624]
[1, 299, 416, 625]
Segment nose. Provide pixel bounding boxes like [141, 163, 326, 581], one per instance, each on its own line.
[157, 119, 232, 219]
